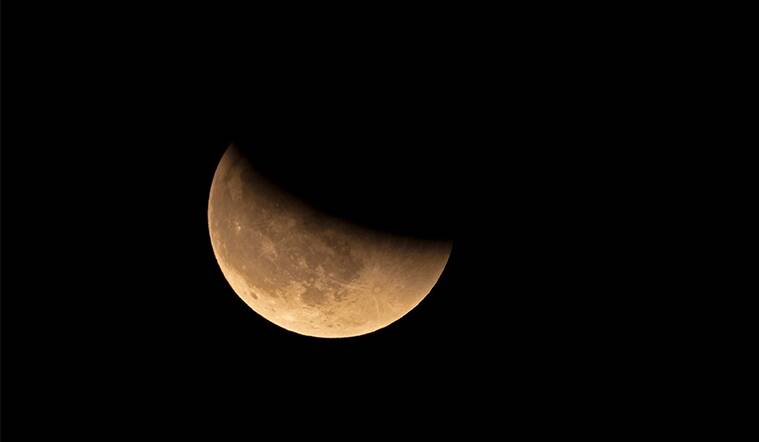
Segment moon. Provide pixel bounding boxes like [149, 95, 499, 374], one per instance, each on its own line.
[208, 144, 452, 338]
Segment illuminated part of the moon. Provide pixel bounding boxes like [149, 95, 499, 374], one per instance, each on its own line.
[208, 144, 452, 338]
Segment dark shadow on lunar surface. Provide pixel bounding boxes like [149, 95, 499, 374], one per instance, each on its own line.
[230, 125, 458, 241]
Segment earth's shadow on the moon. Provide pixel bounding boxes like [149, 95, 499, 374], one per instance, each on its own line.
[231, 137, 457, 241]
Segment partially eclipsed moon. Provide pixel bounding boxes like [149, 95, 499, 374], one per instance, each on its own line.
[208, 144, 452, 338]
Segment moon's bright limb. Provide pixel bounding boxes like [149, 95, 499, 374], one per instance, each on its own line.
[208, 145, 452, 338]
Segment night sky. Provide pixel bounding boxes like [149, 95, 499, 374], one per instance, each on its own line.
[2, 4, 641, 437]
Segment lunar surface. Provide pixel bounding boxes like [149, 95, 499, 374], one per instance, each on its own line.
[208, 144, 452, 338]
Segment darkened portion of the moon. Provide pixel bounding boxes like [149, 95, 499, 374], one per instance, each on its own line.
[208, 144, 452, 338]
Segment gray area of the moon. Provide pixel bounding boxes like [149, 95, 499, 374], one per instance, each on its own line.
[208, 145, 452, 338]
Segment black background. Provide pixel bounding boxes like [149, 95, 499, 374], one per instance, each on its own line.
[1, 3, 646, 438]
